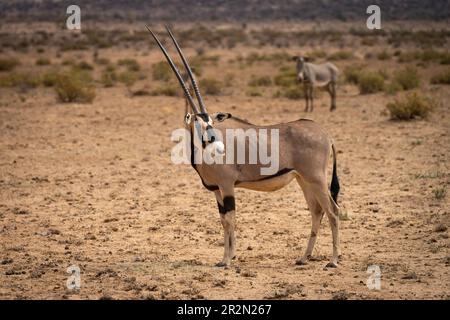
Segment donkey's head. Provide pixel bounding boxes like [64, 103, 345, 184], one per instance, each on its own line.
[292, 55, 310, 82]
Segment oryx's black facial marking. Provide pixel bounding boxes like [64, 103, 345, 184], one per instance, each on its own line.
[196, 113, 210, 123]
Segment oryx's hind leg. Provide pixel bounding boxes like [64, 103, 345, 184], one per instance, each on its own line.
[295, 177, 324, 265]
[310, 182, 341, 268]
[215, 188, 236, 267]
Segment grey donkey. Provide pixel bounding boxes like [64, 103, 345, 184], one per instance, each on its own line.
[293, 56, 339, 112]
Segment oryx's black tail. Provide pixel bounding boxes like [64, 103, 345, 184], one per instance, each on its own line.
[330, 143, 340, 204]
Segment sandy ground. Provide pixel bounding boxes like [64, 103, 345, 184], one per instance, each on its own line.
[1, 81, 449, 300]
[0, 22, 449, 298]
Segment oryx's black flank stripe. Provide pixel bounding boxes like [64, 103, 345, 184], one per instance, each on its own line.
[235, 168, 294, 186]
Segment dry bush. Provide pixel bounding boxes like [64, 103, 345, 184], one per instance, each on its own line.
[386, 92, 434, 120]
[328, 50, 353, 61]
[248, 76, 272, 87]
[117, 58, 140, 72]
[75, 61, 94, 71]
[431, 69, 450, 85]
[0, 72, 41, 88]
[100, 70, 117, 87]
[343, 66, 363, 84]
[118, 70, 139, 86]
[274, 86, 306, 100]
[152, 61, 172, 82]
[150, 83, 179, 97]
[246, 88, 262, 97]
[393, 66, 420, 90]
[0, 57, 20, 71]
[274, 68, 297, 87]
[358, 71, 385, 94]
[36, 58, 51, 66]
[41, 69, 60, 87]
[55, 71, 95, 103]
[199, 78, 222, 95]
[377, 50, 391, 60]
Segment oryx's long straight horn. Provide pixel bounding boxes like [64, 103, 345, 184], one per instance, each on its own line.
[145, 25, 200, 114]
[165, 25, 207, 114]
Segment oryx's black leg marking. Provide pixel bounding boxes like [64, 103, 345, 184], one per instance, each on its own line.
[219, 196, 235, 214]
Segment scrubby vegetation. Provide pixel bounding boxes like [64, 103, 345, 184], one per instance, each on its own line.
[386, 92, 434, 120]
[431, 69, 450, 85]
[55, 70, 95, 103]
[392, 66, 420, 90]
[199, 78, 222, 95]
[0, 57, 20, 71]
[358, 71, 385, 94]
[248, 76, 272, 87]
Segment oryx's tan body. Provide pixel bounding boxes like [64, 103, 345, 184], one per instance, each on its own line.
[147, 26, 342, 268]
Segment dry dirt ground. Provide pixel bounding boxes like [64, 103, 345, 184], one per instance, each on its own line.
[1, 25, 450, 300]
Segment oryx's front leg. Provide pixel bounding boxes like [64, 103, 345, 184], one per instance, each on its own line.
[214, 189, 236, 267]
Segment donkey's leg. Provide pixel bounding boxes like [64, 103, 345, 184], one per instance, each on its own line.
[303, 83, 309, 112]
[309, 86, 314, 112]
[330, 82, 337, 111]
[215, 187, 236, 267]
[295, 177, 325, 265]
[311, 183, 341, 268]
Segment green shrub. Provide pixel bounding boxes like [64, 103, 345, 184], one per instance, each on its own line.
[431, 69, 450, 85]
[95, 58, 110, 65]
[386, 92, 434, 120]
[246, 88, 262, 97]
[199, 78, 222, 95]
[75, 61, 94, 70]
[393, 66, 420, 90]
[150, 84, 179, 97]
[282, 86, 305, 99]
[329, 51, 353, 61]
[274, 69, 297, 87]
[100, 70, 117, 87]
[41, 70, 60, 87]
[118, 58, 140, 72]
[343, 66, 363, 84]
[0, 72, 40, 88]
[118, 70, 139, 86]
[36, 58, 51, 66]
[55, 71, 95, 103]
[358, 71, 385, 94]
[0, 57, 20, 71]
[384, 81, 403, 95]
[152, 61, 172, 82]
[248, 76, 272, 87]
[377, 50, 391, 60]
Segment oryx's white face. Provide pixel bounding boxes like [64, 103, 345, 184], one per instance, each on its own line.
[185, 112, 231, 154]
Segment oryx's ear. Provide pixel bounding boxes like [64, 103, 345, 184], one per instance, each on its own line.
[212, 112, 231, 122]
[303, 56, 310, 62]
[291, 55, 299, 61]
[184, 113, 192, 124]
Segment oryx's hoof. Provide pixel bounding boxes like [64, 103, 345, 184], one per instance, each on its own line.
[295, 258, 308, 266]
[215, 261, 230, 268]
[325, 261, 338, 268]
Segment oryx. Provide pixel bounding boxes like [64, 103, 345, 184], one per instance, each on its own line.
[147, 26, 342, 268]
[292, 56, 339, 112]
[181, 67, 196, 114]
